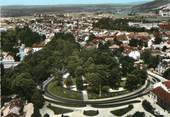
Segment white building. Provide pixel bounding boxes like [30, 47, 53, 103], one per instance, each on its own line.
[128, 50, 141, 60]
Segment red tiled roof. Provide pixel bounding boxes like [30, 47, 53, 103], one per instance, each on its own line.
[163, 80, 170, 89]
[32, 43, 44, 48]
[167, 40, 170, 44]
[159, 23, 170, 30]
[151, 86, 170, 104]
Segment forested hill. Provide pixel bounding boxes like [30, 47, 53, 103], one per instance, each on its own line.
[132, 0, 170, 12]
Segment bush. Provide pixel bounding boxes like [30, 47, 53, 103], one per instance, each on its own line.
[142, 100, 158, 116]
[163, 68, 170, 80]
[111, 105, 134, 116]
[132, 111, 145, 117]
[142, 100, 154, 112]
[31, 107, 41, 117]
[83, 110, 99, 116]
[102, 86, 110, 93]
[44, 113, 50, 117]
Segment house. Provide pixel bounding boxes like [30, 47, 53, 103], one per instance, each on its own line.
[1, 52, 15, 62]
[150, 80, 170, 112]
[152, 40, 170, 50]
[2, 99, 23, 117]
[109, 44, 120, 50]
[32, 43, 44, 53]
[159, 22, 170, 30]
[159, 5, 170, 17]
[116, 32, 129, 44]
[128, 50, 141, 60]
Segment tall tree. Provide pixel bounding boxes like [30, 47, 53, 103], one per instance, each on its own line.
[31, 89, 44, 109]
[125, 74, 139, 91]
[163, 68, 170, 80]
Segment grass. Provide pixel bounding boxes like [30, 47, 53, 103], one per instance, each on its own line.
[88, 90, 129, 99]
[47, 105, 73, 115]
[83, 110, 99, 116]
[47, 81, 82, 100]
[111, 105, 134, 116]
[120, 80, 126, 87]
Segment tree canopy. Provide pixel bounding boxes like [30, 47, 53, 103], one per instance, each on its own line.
[2, 32, 147, 103]
[163, 68, 170, 80]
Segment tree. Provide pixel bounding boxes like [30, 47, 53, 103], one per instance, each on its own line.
[44, 114, 50, 117]
[1, 75, 14, 96]
[125, 74, 139, 91]
[141, 49, 152, 65]
[120, 56, 135, 76]
[102, 86, 110, 93]
[129, 39, 143, 47]
[31, 107, 41, 117]
[12, 72, 36, 99]
[141, 49, 160, 69]
[1, 63, 5, 76]
[31, 89, 44, 109]
[64, 77, 73, 89]
[17, 26, 42, 47]
[162, 46, 167, 52]
[66, 55, 82, 77]
[76, 76, 84, 91]
[108, 68, 121, 88]
[132, 69, 147, 85]
[132, 112, 145, 117]
[1, 30, 18, 52]
[85, 72, 104, 96]
[75, 66, 84, 77]
[98, 41, 109, 50]
[154, 37, 162, 44]
[32, 63, 50, 84]
[163, 68, 170, 80]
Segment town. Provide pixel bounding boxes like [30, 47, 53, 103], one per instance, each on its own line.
[1, 1, 170, 117]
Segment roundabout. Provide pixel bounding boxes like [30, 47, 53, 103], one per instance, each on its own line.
[43, 77, 150, 108]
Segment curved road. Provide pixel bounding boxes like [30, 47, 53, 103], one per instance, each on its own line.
[43, 78, 150, 107]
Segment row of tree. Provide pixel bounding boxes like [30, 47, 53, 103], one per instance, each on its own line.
[93, 18, 159, 33]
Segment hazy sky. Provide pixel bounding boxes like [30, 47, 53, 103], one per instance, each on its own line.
[1, 0, 153, 5]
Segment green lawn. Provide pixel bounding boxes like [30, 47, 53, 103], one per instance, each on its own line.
[120, 80, 126, 87]
[88, 90, 129, 99]
[47, 105, 73, 115]
[47, 81, 82, 100]
[111, 105, 134, 116]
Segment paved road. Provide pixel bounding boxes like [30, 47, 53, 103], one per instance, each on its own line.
[43, 79, 149, 107]
[43, 71, 167, 108]
[147, 70, 167, 82]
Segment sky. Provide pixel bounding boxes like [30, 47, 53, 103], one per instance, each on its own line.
[0, 0, 153, 6]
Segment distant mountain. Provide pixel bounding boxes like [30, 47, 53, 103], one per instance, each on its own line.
[1, 4, 132, 17]
[132, 0, 170, 12]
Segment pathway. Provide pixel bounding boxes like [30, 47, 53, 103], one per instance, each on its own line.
[82, 90, 88, 101]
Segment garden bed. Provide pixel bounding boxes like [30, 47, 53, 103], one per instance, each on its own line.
[111, 105, 134, 116]
[83, 110, 99, 116]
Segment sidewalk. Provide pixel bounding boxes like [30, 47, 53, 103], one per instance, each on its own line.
[143, 95, 170, 117]
[82, 90, 88, 101]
